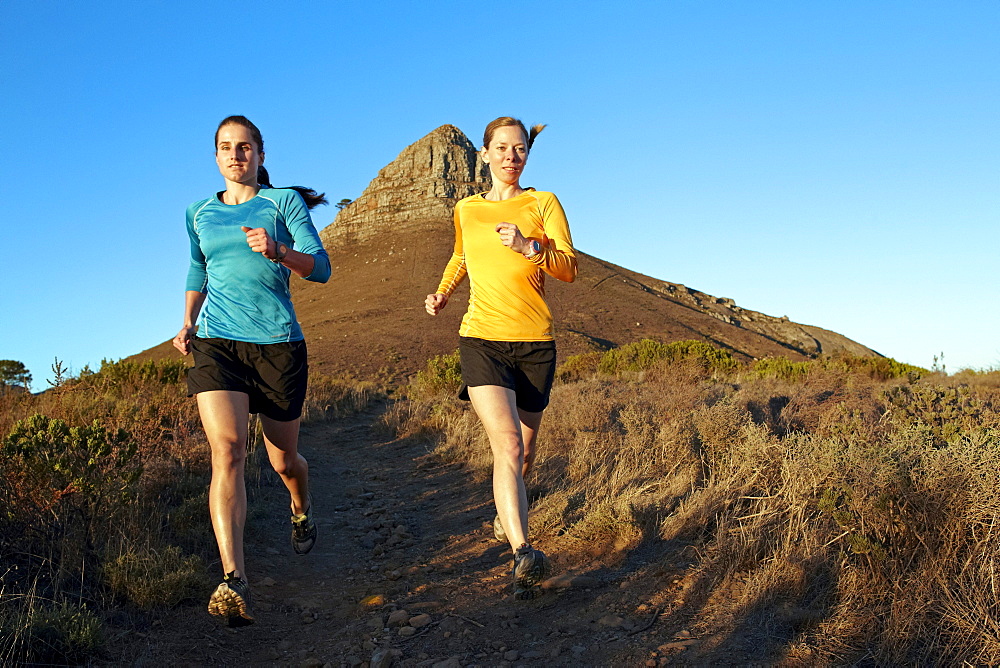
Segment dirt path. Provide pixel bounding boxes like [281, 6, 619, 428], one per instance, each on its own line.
[121, 401, 760, 667]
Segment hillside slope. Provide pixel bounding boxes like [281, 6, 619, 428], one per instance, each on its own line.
[138, 125, 876, 379]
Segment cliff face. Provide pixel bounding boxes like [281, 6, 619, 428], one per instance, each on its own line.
[320, 125, 491, 247]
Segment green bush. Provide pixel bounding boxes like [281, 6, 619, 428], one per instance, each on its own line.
[751, 357, 813, 381]
[414, 351, 462, 397]
[751, 354, 926, 383]
[885, 384, 988, 446]
[599, 338, 737, 375]
[2, 414, 141, 524]
[556, 352, 601, 383]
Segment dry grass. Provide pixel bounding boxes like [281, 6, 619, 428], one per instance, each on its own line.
[390, 343, 1000, 665]
[0, 358, 377, 664]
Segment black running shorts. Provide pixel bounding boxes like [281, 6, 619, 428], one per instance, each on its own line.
[187, 337, 308, 422]
[458, 337, 557, 413]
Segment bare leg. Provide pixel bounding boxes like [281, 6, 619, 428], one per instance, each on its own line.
[517, 408, 544, 479]
[197, 390, 251, 578]
[259, 415, 309, 514]
[468, 385, 530, 551]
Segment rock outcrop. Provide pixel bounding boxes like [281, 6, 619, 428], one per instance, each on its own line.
[321, 125, 491, 248]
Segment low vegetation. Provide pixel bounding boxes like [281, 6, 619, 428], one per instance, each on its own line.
[0, 358, 376, 664]
[5, 337, 998, 664]
[387, 339, 1000, 665]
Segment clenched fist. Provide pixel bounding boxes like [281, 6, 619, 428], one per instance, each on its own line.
[425, 293, 448, 316]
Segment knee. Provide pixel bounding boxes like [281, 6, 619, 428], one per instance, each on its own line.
[210, 441, 246, 470]
[270, 452, 303, 478]
[490, 433, 524, 465]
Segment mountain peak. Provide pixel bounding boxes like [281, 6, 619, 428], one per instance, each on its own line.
[320, 125, 490, 247]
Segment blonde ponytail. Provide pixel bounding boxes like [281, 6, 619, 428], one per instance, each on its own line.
[527, 123, 546, 149]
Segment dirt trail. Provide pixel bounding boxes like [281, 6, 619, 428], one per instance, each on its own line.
[122, 402, 759, 667]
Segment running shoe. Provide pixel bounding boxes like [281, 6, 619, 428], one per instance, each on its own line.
[291, 495, 316, 555]
[207, 571, 254, 626]
[493, 514, 507, 543]
[512, 543, 551, 600]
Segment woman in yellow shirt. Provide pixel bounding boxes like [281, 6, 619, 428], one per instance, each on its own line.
[425, 116, 577, 599]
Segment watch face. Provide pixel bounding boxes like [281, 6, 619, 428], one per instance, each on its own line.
[532, 241, 541, 253]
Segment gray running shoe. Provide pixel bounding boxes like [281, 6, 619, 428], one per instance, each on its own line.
[207, 571, 254, 626]
[512, 544, 551, 600]
[291, 496, 316, 555]
[493, 514, 507, 543]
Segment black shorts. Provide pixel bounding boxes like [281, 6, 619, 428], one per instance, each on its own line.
[458, 337, 557, 412]
[187, 337, 308, 422]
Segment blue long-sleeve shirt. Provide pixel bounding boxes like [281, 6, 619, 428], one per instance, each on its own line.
[185, 188, 330, 343]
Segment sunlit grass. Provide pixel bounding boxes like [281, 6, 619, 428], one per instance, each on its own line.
[388, 341, 1000, 665]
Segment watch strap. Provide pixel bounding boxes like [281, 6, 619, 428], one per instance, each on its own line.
[270, 244, 288, 263]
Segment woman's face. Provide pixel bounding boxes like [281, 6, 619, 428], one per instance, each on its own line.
[482, 125, 529, 187]
[215, 123, 263, 186]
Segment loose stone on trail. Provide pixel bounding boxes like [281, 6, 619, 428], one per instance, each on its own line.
[387, 609, 410, 626]
[409, 613, 432, 628]
[541, 573, 598, 589]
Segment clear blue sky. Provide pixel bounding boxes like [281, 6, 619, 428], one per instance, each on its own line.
[3, 1, 997, 389]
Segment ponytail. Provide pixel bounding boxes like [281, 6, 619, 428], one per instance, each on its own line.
[217, 115, 329, 210]
[257, 165, 328, 209]
[527, 123, 546, 149]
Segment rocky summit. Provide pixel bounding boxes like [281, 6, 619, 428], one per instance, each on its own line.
[139, 125, 876, 380]
[320, 125, 491, 248]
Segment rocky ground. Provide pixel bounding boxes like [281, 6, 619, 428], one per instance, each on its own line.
[112, 402, 771, 667]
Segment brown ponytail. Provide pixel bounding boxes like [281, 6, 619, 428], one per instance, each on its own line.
[215, 115, 328, 210]
[482, 117, 546, 151]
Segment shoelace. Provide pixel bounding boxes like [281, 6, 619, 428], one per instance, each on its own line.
[222, 571, 248, 590]
[292, 515, 313, 537]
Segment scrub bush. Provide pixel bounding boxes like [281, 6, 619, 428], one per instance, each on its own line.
[598, 338, 737, 375]
[414, 350, 462, 397]
[390, 341, 1000, 664]
[555, 351, 601, 383]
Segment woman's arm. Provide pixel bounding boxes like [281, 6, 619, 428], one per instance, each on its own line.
[530, 192, 577, 283]
[173, 290, 206, 355]
[426, 205, 468, 315]
[266, 190, 332, 283]
[495, 193, 577, 283]
[242, 226, 320, 279]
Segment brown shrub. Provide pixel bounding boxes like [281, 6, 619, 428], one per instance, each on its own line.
[391, 345, 1000, 664]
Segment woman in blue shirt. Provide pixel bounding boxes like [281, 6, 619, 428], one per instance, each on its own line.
[173, 115, 331, 626]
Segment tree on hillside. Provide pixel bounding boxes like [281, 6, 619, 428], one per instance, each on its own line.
[0, 359, 32, 391]
[335, 198, 353, 210]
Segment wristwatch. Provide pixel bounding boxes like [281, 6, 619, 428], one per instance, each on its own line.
[270, 243, 288, 263]
[524, 240, 542, 259]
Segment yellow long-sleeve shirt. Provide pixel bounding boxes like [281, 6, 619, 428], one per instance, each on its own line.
[435, 189, 577, 341]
